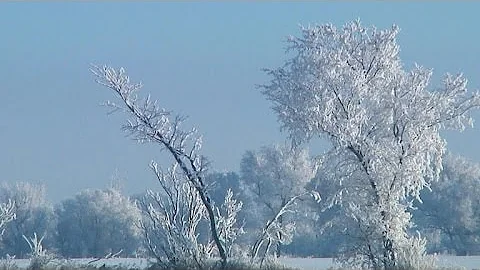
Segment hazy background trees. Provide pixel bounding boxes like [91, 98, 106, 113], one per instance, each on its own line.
[0, 182, 55, 258]
[1, 150, 480, 260]
[205, 172, 242, 207]
[240, 144, 317, 258]
[55, 188, 141, 258]
[414, 153, 480, 256]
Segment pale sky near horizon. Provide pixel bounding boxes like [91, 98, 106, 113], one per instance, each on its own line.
[1, 2, 480, 203]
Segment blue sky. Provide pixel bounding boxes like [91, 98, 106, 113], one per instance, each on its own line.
[1, 2, 479, 202]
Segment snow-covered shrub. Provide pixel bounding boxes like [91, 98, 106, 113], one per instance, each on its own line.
[0, 254, 16, 270]
[138, 163, 244, 269]
[395, 233, 437, 270]
[137, 163, 212, 268]
[23, 232, 56, 270]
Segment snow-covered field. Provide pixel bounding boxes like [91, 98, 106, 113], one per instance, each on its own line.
[6, 256, 480, 269]
[280, 256, 480, 269]
[435, 255, 480, 270]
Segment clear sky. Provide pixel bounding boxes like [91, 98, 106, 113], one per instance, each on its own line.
[1, 2, 479, 202]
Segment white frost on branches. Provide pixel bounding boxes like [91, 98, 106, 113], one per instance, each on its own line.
[22, 232, 53, 268]
[215, 189, 245, 258]
[139, 163, 245, 268]
[0, 200, 15, 236]
[138, 162, 210, 268]
[250, 191, 319, 266]
[262, 20, 480, 268]
[138, 164, 245, 269]
[92, 65, 235, 267]
[240, 145, 319, 263]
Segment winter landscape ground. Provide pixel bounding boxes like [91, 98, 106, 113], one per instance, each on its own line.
[4, 256, 480, 270]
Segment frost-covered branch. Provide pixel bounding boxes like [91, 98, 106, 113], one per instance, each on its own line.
[0, 199, 15, 236]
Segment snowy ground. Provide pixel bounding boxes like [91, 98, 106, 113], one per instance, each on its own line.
[436, 255, 480, 270]
[280, 256, 480, 269]
[6, 256, 480, 269]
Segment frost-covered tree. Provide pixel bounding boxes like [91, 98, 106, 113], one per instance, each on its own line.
[240, 144, 318, 261]
[56, 188, 141, 258]
[91, 65, 236, 267]
[262, 20, 480, 268]
[414, 153, 480, 255]
[0, 182, 54, 258]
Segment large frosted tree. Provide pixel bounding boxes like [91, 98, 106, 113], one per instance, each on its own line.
[262, 20, 480, 268]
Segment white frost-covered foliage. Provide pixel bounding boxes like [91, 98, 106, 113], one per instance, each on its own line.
[0, 199, 14, 238]
[138, 163, 244, 268]
[240, 144, 319, 262]
[56, 188, 141, 258]
[23, 232, 55, 269]
[415, 153, 480, 255]
[0, 182, 53, 258]
[216, 188, 245, 258]
[91, 65, 239, 267]
[262, 20, 480, 268]
[138, 163, 212, 267]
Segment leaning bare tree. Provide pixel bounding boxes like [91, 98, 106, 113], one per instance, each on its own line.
[91, 65, 229, 267]
[262, 20, 480, 269]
